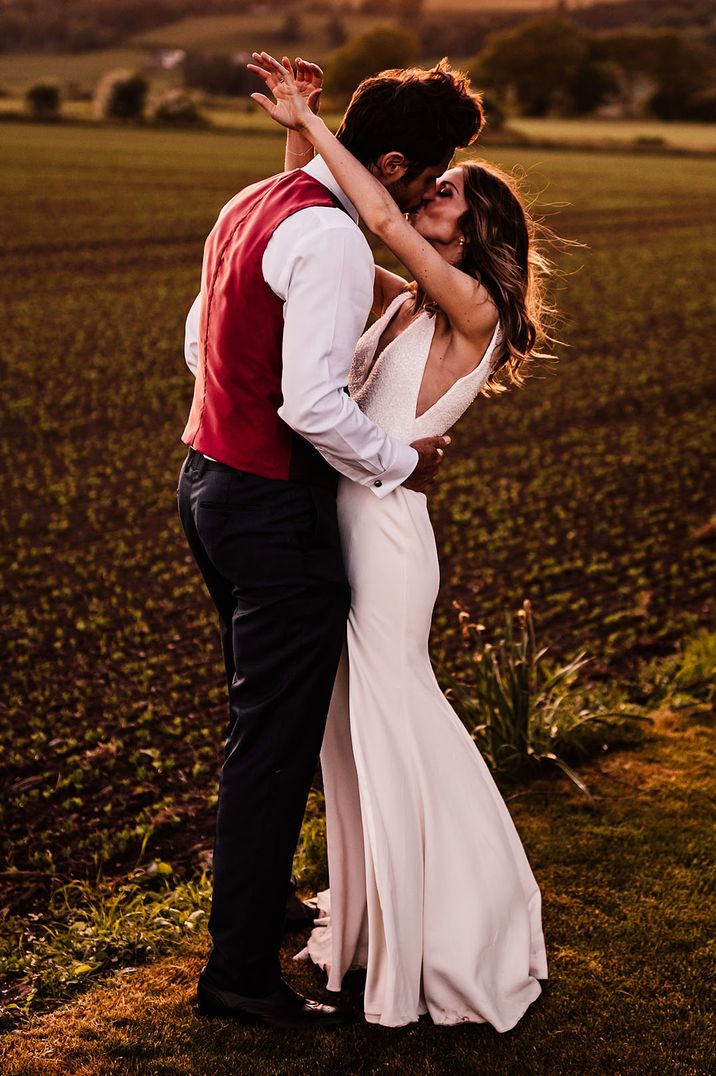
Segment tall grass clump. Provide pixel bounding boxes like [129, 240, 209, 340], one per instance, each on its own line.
[0, 863, 211, 1026]
[444, 600, 650, 795]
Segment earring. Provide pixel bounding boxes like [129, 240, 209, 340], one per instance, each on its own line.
[458, 237, 465, 246]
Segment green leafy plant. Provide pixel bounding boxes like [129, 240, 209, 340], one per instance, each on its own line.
[673, 629, 716, 706]
[631, 629, 716, 712]
[443, 601, 650, 796]
[0, 865, 211, 1025]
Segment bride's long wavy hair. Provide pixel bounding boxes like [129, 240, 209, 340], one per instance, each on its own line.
[414, 159, 562, 393]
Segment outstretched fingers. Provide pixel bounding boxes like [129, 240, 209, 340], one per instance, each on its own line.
[249, 94, 272, 116]
[252, 51, 293, 82]
[246, 62, 274, 88]
[295, 57, 323, 82]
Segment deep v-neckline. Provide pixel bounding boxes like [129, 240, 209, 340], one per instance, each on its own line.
[355, 291, 500, 425]
[414, 319, 501, 422]
[361, 292, 424, 384]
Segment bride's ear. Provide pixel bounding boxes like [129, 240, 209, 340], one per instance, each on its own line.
[370, 152, 409, 184]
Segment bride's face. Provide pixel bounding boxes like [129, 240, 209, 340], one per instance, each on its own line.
[410, 167, 468, 246]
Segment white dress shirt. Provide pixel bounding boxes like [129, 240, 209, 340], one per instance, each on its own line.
[184, 155, 418, 496]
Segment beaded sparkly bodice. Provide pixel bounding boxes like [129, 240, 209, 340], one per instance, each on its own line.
[349, 291, 502, 443]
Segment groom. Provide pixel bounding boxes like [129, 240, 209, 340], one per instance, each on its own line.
[177, 59, 484, 1028]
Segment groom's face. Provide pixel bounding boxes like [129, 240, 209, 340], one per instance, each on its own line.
[377, 152, 454, 214]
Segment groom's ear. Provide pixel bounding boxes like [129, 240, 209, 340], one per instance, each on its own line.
[369, 152, 409, 186]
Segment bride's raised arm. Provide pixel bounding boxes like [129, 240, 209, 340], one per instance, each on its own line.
[266, 56, 407, 316]
[249, 51, 496, 342]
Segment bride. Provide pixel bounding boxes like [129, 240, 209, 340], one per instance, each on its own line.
[247, 53, 551, 1030]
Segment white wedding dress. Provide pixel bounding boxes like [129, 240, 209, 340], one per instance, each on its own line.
[294, 291, 548, 1029]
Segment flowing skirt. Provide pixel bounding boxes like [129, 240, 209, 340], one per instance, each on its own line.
[295, 479, 548, 1029]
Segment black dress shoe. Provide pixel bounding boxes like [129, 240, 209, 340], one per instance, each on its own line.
[195, 971, 352, 1029]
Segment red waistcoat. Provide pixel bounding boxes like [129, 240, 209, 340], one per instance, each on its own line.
[182, 170, 345, 489]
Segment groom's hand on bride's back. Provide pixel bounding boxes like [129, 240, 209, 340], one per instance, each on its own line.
[403, 436, 451, 492]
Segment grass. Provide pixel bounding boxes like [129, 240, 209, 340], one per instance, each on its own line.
[4, 629, 710, 1028]
[509, 116, 716, 152]
[130, 12, 389, 54]
[9, 96, 716, 158]
[0, 121, 714, 1046]
[0, 48, 167, 96]
[0, 865, 213, 1025]
[2, 705, 714, 1074]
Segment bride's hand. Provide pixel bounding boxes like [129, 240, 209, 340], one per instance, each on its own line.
[293, 56, 323, 115]
[248, 51, 318, 131]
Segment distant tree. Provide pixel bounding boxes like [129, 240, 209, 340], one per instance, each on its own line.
[325, 15, 348, 49]
[280, 13, 302, 45]
[151, 89, 206, 126]
[594, 28, 716, 119]
[480, 92, 505, 133]
[0, 8, 33, 51]
[324, 26, 419, 104]
[357, 0, 424, 14]
[25, 82, 61, 120]
[357, 0, 388, 12]
[95, 70, 149, 121]
[569, 54, 620, 115]
[472, 16, 611, 117]
[394, 0, 424, 15]
[417, 14, 486, 61]
[183, 52, 264, 98]
[66, 22, 117, 54]
[682, 86, 716, 122]
[589, 29, 662, 114]
[647, 38, 715, 119]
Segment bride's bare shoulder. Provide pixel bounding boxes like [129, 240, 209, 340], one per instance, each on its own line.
[450, 312, 501, 378]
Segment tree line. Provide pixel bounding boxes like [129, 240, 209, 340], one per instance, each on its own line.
[181, 15, 716, 123]
[13, 1, 716, 125]
[470, 15, 716, 121]
[2, 0, 715, 56]
[0, 0, 250, 53]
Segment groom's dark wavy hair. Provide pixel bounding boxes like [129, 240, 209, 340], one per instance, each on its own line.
[336, 59, 484, 177]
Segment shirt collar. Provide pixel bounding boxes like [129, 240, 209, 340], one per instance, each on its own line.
[302, 155, 359, 223]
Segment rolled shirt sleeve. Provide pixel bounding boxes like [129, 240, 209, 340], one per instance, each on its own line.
[267, 209, 417, 497]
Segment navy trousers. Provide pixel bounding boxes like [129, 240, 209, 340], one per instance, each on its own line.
[177, 448, 350, 995]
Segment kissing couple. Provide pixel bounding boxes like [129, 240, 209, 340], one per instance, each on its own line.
[178, 52, 550, 1030]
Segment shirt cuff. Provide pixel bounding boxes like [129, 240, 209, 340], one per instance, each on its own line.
[368, 443, 418, 498]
